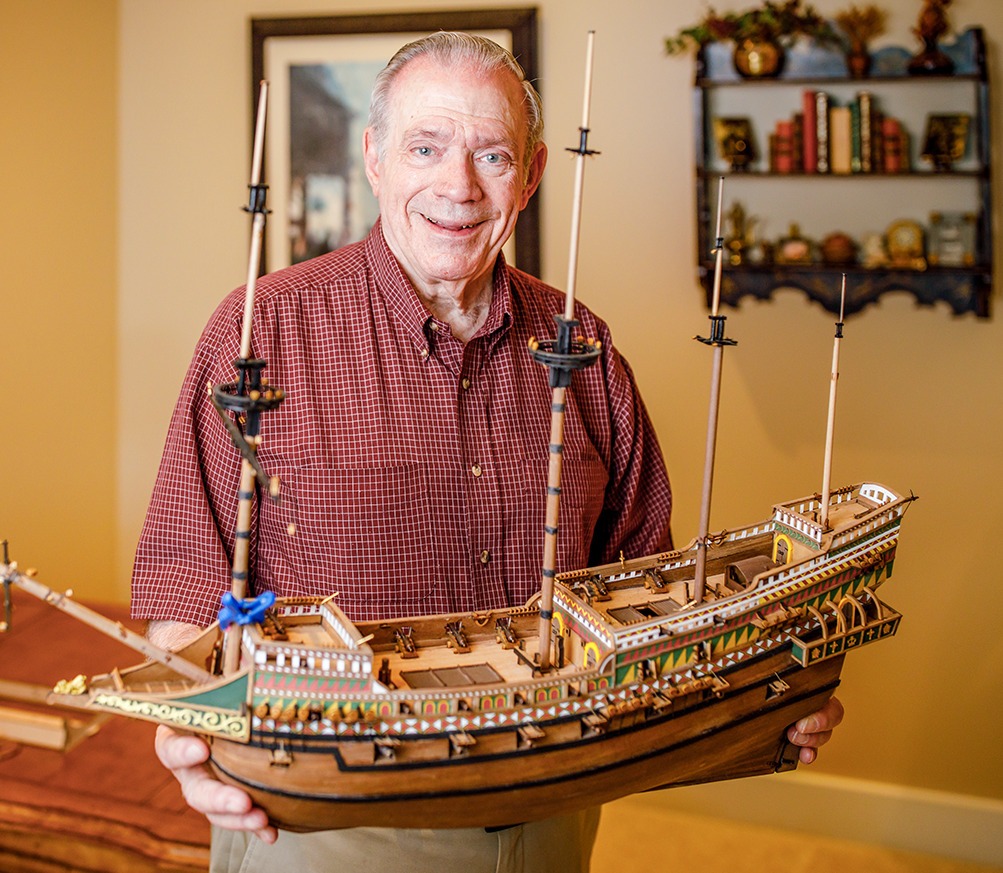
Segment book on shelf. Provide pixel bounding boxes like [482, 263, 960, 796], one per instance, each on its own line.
[761, 90, 911, 177]
[882, 116, 910, 173]
[830, 105, 852, 174]
[850, 102, 863, 173]
[802, 90, 817, 173]
[772, 119, 796, 173]
[792, 112, 804, 172]
[871, 108, 885, 172]
[858, 91, 874, 173]
[815, 91, 830, 173]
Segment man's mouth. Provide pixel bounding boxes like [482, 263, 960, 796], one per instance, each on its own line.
[423, 215, 482, 231]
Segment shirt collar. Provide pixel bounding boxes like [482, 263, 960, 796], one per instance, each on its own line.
[365, 220, 514, 352]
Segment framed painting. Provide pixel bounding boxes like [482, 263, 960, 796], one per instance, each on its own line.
[251, 9, 540, 275]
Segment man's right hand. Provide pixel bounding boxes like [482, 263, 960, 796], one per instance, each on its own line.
[147, 619, 278, 844]
[155, 724, 278, 844]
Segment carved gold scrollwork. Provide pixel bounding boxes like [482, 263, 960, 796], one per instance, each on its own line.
[92, 693, 249, 740]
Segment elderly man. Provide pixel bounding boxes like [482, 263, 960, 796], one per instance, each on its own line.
[136, 31, 842, 873]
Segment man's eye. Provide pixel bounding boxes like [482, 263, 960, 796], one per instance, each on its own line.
[413, 146, 433, 157]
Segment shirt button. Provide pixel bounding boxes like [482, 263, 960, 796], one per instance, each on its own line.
[429, 322, 440, 332]
[479, 550, 492, 564]
[461, 376, 472, 390]
[420, 347, 429, 359]
[470, 463, 483, 478]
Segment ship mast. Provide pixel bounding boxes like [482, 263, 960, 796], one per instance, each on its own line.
[530, 32, 602, 672]
[212, 81, 285, 675]
[819, 275, 847, 529]
[692, 178, 736, 603]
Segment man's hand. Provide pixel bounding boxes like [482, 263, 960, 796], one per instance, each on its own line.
[786, 696, 844, 765]
[155, 725, 278, 844]
[147, 620, 277, 843]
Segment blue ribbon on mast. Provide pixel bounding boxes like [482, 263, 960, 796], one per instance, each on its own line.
[218, 590, 276, 630]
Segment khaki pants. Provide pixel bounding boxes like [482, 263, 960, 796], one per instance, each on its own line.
[210, 807, 601, 873]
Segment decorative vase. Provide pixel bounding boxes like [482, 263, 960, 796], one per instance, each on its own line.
[732, 39, 785, 78]
[846, 48, 871, 78]
[908, 35, 954, 75]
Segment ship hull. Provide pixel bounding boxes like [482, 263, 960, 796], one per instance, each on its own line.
[208, 645, 844, 831]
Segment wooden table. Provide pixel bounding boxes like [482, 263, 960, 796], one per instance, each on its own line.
[0, 590, 210, 872]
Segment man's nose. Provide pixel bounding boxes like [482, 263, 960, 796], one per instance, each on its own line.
[435, 152, 483, 202]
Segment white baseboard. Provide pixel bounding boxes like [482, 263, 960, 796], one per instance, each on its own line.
[638, 772, 1003, 867]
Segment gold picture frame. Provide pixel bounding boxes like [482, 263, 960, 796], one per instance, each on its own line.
[712, 117, 756, 171]
[921, 113, 970, 171]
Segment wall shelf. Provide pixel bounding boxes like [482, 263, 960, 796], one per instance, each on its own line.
[693, 27, 992, 317]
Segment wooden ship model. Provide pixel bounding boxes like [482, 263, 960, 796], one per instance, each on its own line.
[1, 48, 913, 832]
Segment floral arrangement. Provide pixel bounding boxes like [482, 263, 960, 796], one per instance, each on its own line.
[665, 0, 838, 54]
[834, 3, 888, 54]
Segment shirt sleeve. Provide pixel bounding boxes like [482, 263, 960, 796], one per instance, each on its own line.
[587, 336, 674, 566]
[130, 297, 250, 627]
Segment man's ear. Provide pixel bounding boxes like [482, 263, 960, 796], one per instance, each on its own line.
[363, 127, 381, 196]
[519, 142, 548, 210]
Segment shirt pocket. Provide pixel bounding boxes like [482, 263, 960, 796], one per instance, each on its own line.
[283, 464, 437, 618]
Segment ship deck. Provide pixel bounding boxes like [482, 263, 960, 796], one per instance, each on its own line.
[270, 612, 586, 692]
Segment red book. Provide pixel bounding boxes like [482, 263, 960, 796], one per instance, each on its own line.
[792, 112, 804, 172]
[802, 90, 818, 173]
[882, 117, 903, 173]
[774, 119, 795, 173]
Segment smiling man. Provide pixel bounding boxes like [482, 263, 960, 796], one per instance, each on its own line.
[363, 42, 547, 341]
[136, 32, 842, 873]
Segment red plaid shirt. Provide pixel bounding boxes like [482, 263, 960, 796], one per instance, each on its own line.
[131, 223, 672, 625]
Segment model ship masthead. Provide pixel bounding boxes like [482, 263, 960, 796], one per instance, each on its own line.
[530, 31, 602, 671]
[820, 275, 847, 530]
[207, 79, 286, 674]
[693, 176, 736, 602]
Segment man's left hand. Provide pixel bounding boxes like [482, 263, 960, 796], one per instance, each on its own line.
[787, 696, 844, 765]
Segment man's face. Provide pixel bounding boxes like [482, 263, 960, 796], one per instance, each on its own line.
[363, 57, 546, 297]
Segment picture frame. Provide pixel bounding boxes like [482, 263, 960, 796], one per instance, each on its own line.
[251, 9, 540, 275]
[920, 113, 970, 171]
[712, 117, 756, 171]
[928, 211, 977, 267]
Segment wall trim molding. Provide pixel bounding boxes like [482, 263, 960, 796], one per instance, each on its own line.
[641, 772, 1003, 867]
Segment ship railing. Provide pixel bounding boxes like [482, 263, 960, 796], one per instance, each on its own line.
[566, 521, 777, 589]
[772, 505, 825, 547]
[273, 597, 324, 616]
[259, 666, 615, 725]
[829, 502, 908, 553]
[259, 658, 736, 735]
[771, 484, 885, 546]
[318, 600, 373, 650]
[127, 679, 215, 696]
[609, 521, 902, 647]
[554, 590, 616, 649]
[859, 483, 898, 505]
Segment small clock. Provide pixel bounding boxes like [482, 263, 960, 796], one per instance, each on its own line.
[885, 219, 926, 270]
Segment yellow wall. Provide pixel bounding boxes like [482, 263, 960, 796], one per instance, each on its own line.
[1, 1, 118, 596]
[7, 0, 1003, 823]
